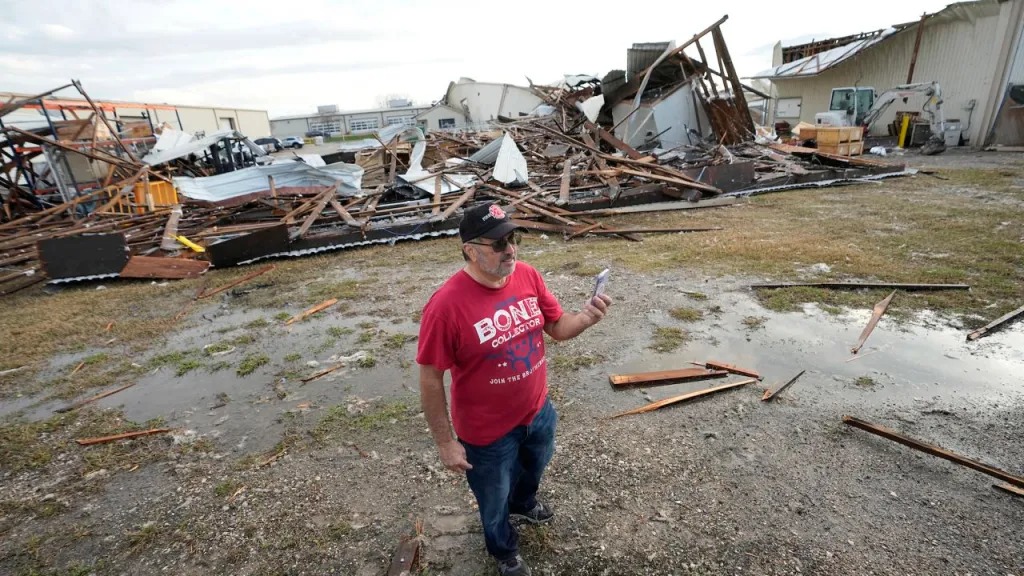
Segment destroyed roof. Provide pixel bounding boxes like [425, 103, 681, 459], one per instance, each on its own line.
[751, 28, 900, 80]
[752, 0, 1003, 80]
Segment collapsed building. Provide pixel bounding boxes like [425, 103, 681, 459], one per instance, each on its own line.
[0, 16, 911, 297]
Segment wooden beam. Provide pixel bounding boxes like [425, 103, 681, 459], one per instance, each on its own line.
[328, 197, 363, 228]
[852, 290, 896, 354]
[439, 186, 476, 220]
[285, 298, 338, 325]
[611, 378, 755, 418]
[196, 264, 276, 299]
[907, 12, 928, 83]
[558, 158, 572, 204]
[701, 360, 761, 380]
[842, 416, 1024, 488]
[966, 304, 1024, 341]
[55, 382, 137, 413]
[609, 367, 729, 387]
[761, 369, 805, 402]
[994, 483, 1024, 497]
[750, 282, 969, 291]
[76, 428, 172, 446]
[294, 186, 335, 239]
[583, 226, 722, 235]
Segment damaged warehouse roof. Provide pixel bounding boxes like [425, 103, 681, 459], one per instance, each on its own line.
[0, 16, 913, 297]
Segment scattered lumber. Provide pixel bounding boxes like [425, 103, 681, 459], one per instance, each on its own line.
[301, 364, 344, 384]
[55, 382, 138, 413]
[750, 282, 969, 291]
[761, 370, 805, 402]
[842, 416, 1024, 488]
[611, 378, 756, 418]
[285, 298, 339, 325]
[608, 367, 728, 387]
[691, 360, 761, 380]
[196, 264, 276, 299]
[76, 428, 172, 446]
[967, 303, 1024, 341]
[852, 290, 896, 354]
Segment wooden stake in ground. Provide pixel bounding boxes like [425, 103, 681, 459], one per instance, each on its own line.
[852, 290, 896, 354]
[55, 382, 137, 413]
[76, 428, 172, 446]
[611, 379, 756, 418]
[761, 370, 805, 402]
[842, 416, 1024, 488]
[285, 298, 338, 325]
[387, 520, 424, 576]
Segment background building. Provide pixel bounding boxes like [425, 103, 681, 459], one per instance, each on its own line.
[753, 0, 1024, 147]
[0, 92, 271, 139]
[270, 100, 431, 139]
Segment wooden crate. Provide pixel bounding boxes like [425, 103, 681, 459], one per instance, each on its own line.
[816, 126, 864, 145]
[817, 141, 864, 156]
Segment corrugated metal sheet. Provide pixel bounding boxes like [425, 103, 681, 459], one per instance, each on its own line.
[772, 6, 1005, 145]
[173, 160, 363, 204]
[628, 42, 673, 78]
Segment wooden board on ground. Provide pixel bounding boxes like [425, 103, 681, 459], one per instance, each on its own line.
[609, 368, 729, 387]
[119, 256, 210, 279]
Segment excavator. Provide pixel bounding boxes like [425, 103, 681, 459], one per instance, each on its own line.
[822, 81, 947, 155]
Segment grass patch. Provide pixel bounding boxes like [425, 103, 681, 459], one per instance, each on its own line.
[650, 327, 688, 352]
[683, 291, 709, 301]
[175, 359, 203, 377]
[236, 354, 270, 377]
[214, 479, 242, 498]
[742, 316, 767, 330]
[245, 318, 270, 329]
[208, 361, 231, 373]
[549, 353, 603, 373]
[82, 353, 109, 366]
[284, 353, 302, 363]
[382, 333, 417, 348]
[327, 326, 354, 338]
[204, 342, 235, 355]
[148, 351, 186, 368]
[229, 334, 256, 346]
[854, 376, 876, 388]
[307, 279, 364, 305]
[357, 330, 375, 344]
[353, 353, 377, 368]
[311, 400, 413, 442]
[274, 312, 291, 322]
[668, 306, 703, 322]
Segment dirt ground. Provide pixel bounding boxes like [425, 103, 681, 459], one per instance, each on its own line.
[1, 148, 1023, 576]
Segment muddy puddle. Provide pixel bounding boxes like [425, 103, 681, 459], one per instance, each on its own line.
[575, 290, 1024, 417]
[91, 309, 422, 455]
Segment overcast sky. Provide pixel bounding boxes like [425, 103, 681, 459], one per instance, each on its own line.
[1, 0, 957, 118]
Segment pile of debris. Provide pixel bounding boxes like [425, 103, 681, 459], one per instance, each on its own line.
[0, 16, 910, 297]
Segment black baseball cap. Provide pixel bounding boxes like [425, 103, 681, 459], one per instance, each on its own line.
[459, 203, 523, 243]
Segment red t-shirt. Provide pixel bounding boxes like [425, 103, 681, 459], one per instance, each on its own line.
[416, 262, 564, 446]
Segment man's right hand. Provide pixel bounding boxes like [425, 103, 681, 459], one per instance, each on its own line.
[438, 440, 473, 473]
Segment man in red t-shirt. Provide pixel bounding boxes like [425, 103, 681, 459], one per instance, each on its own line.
[416, 202, 612, 576]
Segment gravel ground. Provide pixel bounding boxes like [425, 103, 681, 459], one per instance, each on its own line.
[1, 150, 1023, 576]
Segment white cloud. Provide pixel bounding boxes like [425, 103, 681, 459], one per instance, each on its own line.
[40, 24, 75, 40]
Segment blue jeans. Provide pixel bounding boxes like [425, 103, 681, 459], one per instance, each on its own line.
[461, 398, 557, 562]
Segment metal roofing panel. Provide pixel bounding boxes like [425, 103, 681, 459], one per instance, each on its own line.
[173, 161, 363, 204]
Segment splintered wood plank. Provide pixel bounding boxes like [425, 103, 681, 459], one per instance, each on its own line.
[704, 360, 761, 380]
[967, 304, 1024, 341]
[76, 428, 172, 446]
[285, 298, 338, 325]
[994, 483, 1024, 497]
[842, 416, 1024, 488]
[558, 159, 572, 204]
[196, 264, 275, 299]
[118, 256, 210, 279]
[761, 369, 805, 402]
[852, 290, 896, 354]
[611, 379, 756, 418]
[609, 368, 729, 387]
[55, 382, 138, 413]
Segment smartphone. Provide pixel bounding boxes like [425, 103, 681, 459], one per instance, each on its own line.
[591, 268, 610, 300]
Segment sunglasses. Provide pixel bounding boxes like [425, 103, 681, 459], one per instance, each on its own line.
[468, 231, 522, 253]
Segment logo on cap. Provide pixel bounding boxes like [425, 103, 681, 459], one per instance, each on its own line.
[488, 205, 506, 219]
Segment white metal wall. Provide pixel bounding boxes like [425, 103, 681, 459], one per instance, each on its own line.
[772, 4, 1004, 144]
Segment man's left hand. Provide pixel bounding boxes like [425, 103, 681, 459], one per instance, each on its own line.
[583, 293, 612, 326]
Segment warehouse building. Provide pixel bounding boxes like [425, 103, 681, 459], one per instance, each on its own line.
[270, 101, 431, 139]
[752, 0, 1024, 147]
[0, 91, 271, 139]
